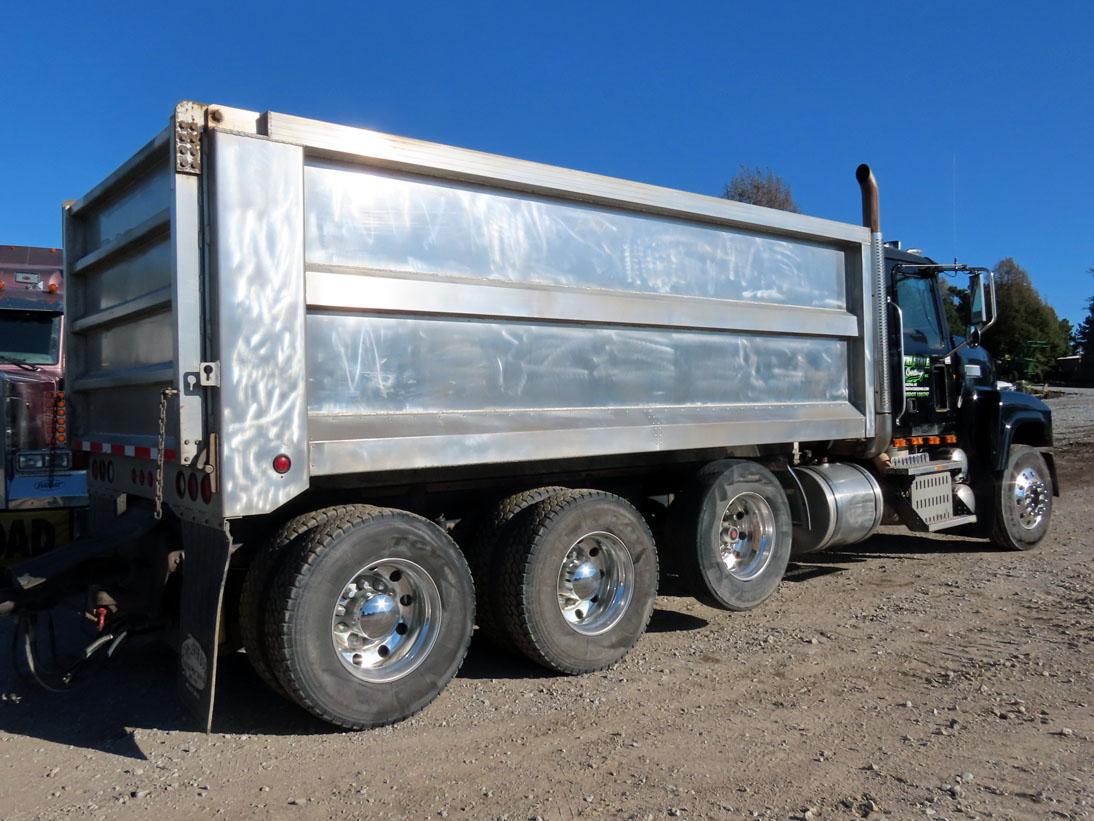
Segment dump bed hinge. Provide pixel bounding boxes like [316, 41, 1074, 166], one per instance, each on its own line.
[174, 101, 204, 175]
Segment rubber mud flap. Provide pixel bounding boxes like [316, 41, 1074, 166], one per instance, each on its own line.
[177, 521, 233, 732]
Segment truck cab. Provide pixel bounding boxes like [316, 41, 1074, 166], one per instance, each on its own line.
[0, 246, 87, 564]
[883, 243, 1055, 544]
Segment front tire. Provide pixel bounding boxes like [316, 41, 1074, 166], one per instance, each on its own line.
[991, 445, 1053, 550]
[264, 508, 474, 729]
[668, 460, 792, 610]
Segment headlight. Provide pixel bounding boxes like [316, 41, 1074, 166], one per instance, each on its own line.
[16, 452, 47, 471]
[14, 451, 71, 471]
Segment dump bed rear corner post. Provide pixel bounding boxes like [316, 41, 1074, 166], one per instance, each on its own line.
[171, 101, 207, 468]
[177, 519, 234, 732]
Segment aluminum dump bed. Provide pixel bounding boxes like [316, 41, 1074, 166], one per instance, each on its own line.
[64, 102, 880, 521]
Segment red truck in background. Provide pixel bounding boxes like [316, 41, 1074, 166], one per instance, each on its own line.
[0, 245, 87, 564]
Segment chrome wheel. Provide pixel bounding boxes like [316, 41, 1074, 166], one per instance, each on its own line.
[718, 492, 777, 581]
[331, 558, 441, 683]
[1013, 466, 1049, 530]
[556, 531, 634, 636]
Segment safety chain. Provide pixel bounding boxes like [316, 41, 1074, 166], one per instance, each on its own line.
[154, 387, 179, 520]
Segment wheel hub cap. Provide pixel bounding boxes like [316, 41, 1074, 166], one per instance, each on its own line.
[556, 532, 634, 636]
[356, 593, 399, 640]
[718, 492, 776, 581]
[1013, 467, 1048, 529]
[331, 558, 442, 683]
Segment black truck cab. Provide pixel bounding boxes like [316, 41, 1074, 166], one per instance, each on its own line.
[884, 245, 1057, 548]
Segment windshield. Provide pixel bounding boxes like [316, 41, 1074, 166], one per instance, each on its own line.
[895, 275, 946, 351]
[0, 311, 62, 364]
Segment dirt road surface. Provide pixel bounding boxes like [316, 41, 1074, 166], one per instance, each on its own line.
[2, 390, 1092, 820]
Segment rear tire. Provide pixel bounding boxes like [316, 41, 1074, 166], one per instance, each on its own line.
[991, 445, 1053, 551]
[239, 504, 376, 697]
[462, 487, 566, 649]
[264, 508, 474, 729]
[497, 489, 658, 674]
[667, 460, 792, 611]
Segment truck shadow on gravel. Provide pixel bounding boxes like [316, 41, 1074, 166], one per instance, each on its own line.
[0, 532, 998, 754]
[0, 605, 710, 754]
[808, 530, 1002, 562]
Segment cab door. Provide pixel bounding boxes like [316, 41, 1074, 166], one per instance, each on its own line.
[892, 269, 951, 432]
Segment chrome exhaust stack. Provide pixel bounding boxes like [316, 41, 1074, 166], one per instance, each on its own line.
[857, 164, 892, 454]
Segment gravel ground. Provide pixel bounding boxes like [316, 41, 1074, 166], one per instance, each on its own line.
[1, 390, 1091, 820]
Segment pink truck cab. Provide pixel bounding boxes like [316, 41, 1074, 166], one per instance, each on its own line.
[0, 245, 87, 563]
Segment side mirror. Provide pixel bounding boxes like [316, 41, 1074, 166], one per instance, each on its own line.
[969, 272, 987, 324]
[966, 326, 981, 349]
[968, 270, 996, 330]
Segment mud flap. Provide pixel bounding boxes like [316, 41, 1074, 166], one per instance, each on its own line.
[177, 521, 233, 732]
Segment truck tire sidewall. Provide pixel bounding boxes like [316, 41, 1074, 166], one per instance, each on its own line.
[692, 462, 792, 610]
[523, 497, 657, 673]
[994, 445, 1052, 550]
[283, 516, 473, 727]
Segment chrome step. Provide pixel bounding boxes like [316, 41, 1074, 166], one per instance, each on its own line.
[887, 458, 962, 476]
[924, 514, 978, 532]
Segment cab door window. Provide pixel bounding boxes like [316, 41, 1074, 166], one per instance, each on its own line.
[895, 275, 947, 354]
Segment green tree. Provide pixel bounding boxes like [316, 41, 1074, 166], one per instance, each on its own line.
[986, 257, 1071, 380]
[721, 166, 798, 212]
[1074, 267, 1094, 379]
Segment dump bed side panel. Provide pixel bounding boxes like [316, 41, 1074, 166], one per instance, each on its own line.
[268, 136, 875, 477]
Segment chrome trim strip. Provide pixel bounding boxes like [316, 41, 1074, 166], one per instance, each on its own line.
[69, 127, 171, 217]
[265, 111, 869, 246]
[304, 270, 859, 338]
[69, 286, 172, 333]
[69, 362, 174, 391]
[307, 403, 866, 476]
[70, 209, 170, 275]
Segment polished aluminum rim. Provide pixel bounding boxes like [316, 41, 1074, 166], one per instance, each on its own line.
[719, 492, 776, 581]
[1013, 466, 1048, 530]
[556, 531, 634, 636]
[331, 558, 441, 683]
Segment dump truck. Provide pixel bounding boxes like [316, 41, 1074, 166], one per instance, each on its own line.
[0, 246, 87, 565]
[0, 102, 1056, 730]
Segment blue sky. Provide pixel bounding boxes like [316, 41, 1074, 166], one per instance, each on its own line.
[2, 1, 1091, 324]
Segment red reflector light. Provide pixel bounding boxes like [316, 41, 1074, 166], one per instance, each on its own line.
[176, 471, 186, 498]
[106, 461, 115, 483]
[187, 473, 199, 501]
[91, 460, 99, 480]
[131, 468, 137, 484]
[200, 474, 213, 504]
[272, 454, 291, 474]
[138, 469, 146, 486]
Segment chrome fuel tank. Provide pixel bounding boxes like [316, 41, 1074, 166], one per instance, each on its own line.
[791, 462, 883, 556]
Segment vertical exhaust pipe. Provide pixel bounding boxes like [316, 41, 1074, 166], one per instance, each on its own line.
[856, 164, 880, 233]
[856, 164, 892, 451]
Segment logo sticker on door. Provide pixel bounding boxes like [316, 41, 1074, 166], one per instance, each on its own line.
[904, 355, 931, 398]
